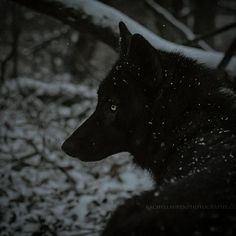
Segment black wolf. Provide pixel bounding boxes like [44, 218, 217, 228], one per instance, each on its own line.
[62, 22, 236, 235]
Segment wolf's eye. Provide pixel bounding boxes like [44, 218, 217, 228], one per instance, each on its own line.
[110, 104, 118, 111]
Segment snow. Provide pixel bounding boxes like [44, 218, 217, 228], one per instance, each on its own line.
[57, 0, 236, 75]
[0, 77, 153, 235]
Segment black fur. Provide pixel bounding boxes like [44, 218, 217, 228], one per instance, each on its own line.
[62, 22, 236, 235]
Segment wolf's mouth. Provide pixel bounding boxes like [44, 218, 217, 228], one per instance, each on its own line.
[62, 139, 123, 162]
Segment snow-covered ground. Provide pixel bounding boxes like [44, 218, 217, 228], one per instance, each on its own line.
[0, 75, 153, 236]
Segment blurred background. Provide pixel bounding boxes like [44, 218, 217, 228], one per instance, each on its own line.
[0, 0, 235, 235]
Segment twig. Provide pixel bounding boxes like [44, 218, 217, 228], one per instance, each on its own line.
[23, 27, 69, 55]
[184, 22, 236, 46]
[12, 3, 21, 78]
[33, 134, 81, 195]
[218, 3, 236, 15]
[145, 0, 213, 51]
[10, 151, 38, 170]
[0, 3, 21, 84]
[4, 133, 81, 195]
[0, 48, 15, 84]
[218, 38, 236, 71]
[18, 151, 38, 161]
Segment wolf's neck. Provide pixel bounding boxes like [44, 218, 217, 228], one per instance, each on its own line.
[132, 108, 223, 183]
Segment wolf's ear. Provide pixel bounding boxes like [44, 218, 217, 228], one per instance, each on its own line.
[128, 34, 162, 88]
[119, 22, 132, 57]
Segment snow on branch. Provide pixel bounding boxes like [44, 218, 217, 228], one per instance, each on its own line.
[11, 0, 236, 76]
[145, 0, 214, 51]
[3, 77, 96, 100]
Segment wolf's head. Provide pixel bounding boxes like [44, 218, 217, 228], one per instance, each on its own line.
[62, 22, 163, 161]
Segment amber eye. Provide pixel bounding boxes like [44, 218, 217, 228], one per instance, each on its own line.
[110, 104, 118, 111]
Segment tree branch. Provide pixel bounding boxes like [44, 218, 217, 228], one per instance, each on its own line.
[23, 27, 69, 55]
[0, 46, 15, 84]
[184, 22, 236, 46]
[218, 38, 236, 71]
[145, 0, 213, 51]
[10, 0, 236, 76]
[218, 2, 236, 15]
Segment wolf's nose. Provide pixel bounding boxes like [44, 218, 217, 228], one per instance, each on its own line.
[61, 140, 76, 157]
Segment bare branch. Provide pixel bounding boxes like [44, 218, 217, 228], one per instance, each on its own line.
[23, 27, 69, 55]
[0, 47, 15, 83]
[218, 2, 236, 15]
[0, 3, 21, 83]
[218, 38, 236, 71]
[10, 0, 236, 76]
[145, 0, 213, 51]
[184, 22, 236, 46]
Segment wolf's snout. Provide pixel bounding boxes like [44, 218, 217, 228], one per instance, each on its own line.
[61, 139, 77, 157]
